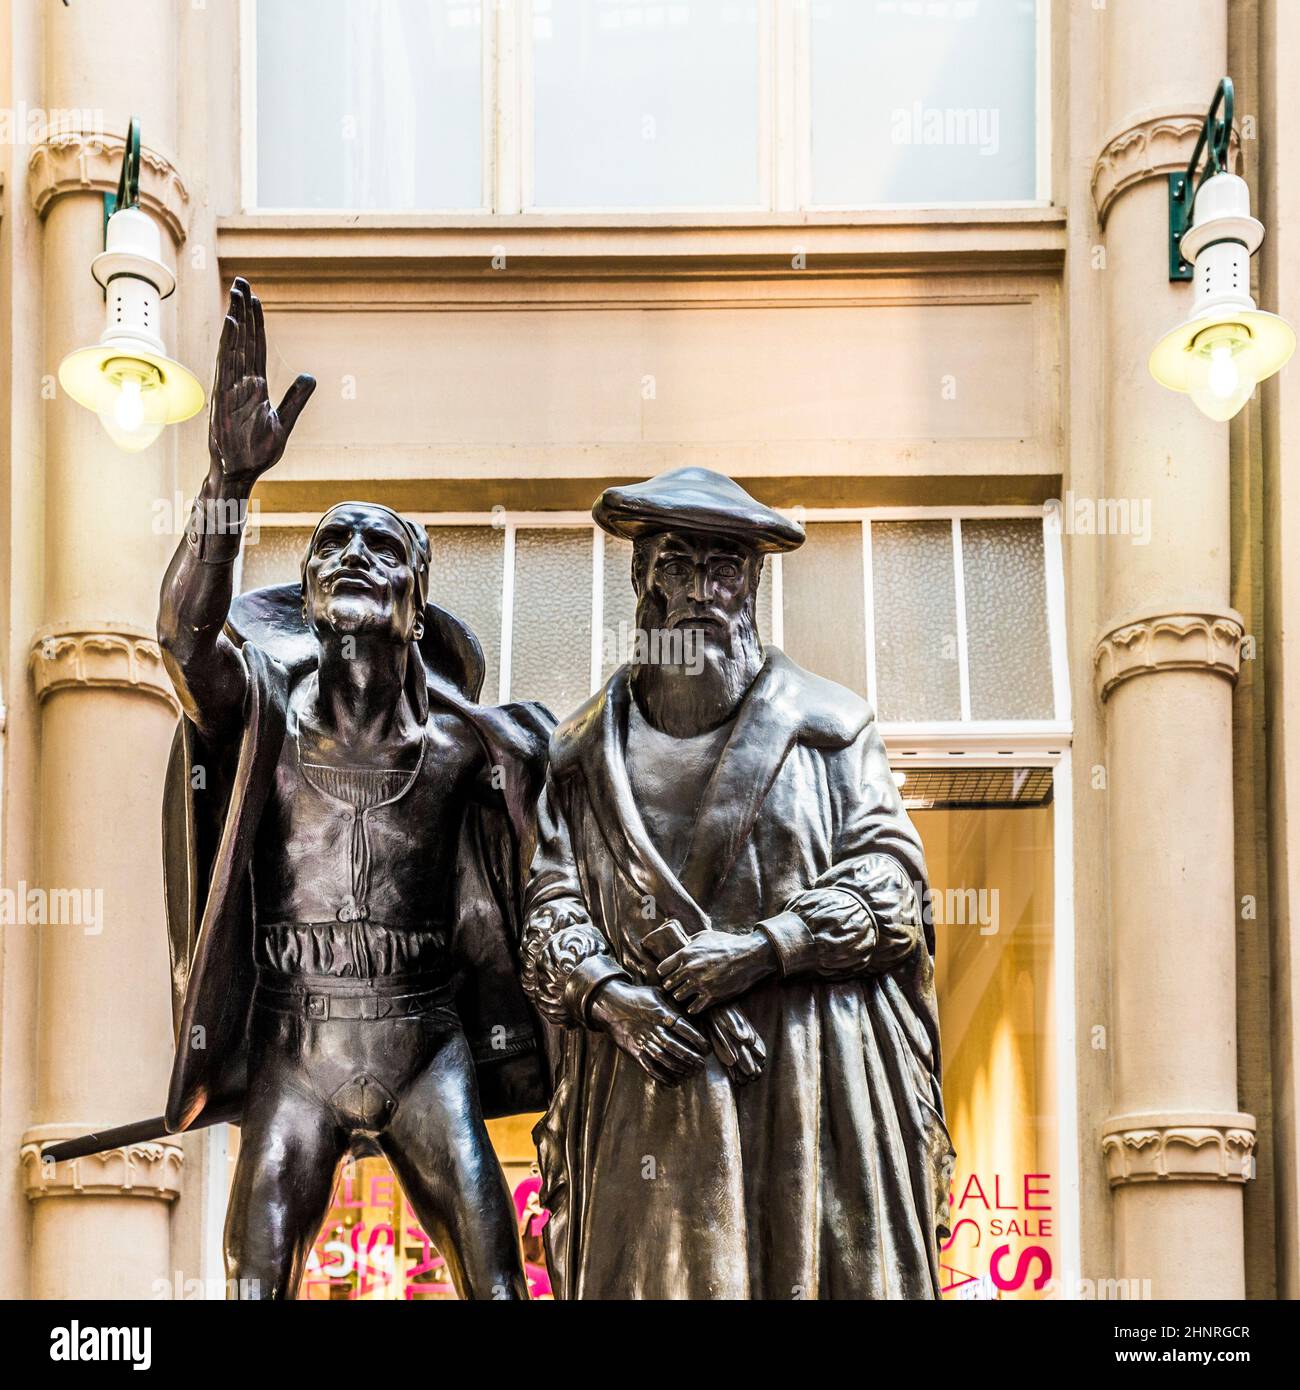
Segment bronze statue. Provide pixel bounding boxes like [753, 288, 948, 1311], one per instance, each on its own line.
[154, 278, 553, 1299]
[522, 467, 955, 1299]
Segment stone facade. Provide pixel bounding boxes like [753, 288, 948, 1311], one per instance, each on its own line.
[0, 0, 1296, 1300]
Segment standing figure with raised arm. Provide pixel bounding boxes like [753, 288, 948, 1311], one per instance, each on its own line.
[156, 278, 552, 1299]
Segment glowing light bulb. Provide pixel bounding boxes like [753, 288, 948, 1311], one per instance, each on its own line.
[1207, 344, 1240, 400]
[96, 365, 165, 452]
[115, 377, 145, 433]
[1185, 328, 1258, 422]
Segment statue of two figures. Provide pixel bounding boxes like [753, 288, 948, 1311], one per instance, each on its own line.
[152, 279, 954, 1301]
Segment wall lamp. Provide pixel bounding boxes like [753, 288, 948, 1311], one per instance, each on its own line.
[1149, 78, 1295, 421]
[57, 119, 204, 452]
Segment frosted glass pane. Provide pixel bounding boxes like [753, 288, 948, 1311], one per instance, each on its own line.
[871, 521, 961, 721]
[810, 0, 1038, 205]
[601, 535, 638, 685]
[257, 0, 483, 210]
[756, 555, 774, 648]
[427, 526, 504, 704]
[781, 523, 867, 697]
[961, 519, 1054, 720]
[239, 527, 312, 591]
[510, 529, 593, 719]
[531, 0, 761, 208]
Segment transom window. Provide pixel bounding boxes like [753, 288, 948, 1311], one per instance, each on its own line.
[238, 506, 1068, 756]
[245, 0, 1048, 213]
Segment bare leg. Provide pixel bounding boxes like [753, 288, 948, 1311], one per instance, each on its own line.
[382, 1027, 528, 1300]
[225, 1078, 348, 1300]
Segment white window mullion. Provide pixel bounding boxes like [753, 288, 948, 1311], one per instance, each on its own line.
[1051, 755, 1082, 1299]
[498, 522, 517, 703]
[495, 0, 524, 214]
[790, 0, 813, 210]
[1043, 509, 1072, 724]
[769, 552, 784, 648]
[1036, 0, 1052, 204]
[760, 0, 785, 212]
[240, 0, 257, 211]
[481, 0, 498, 211]
[861, 520, 878, 715]
[951, 518, 972, 722]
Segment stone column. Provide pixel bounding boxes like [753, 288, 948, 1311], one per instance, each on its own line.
[1091, 0, 1254, 1298]
[20, 2, 191, 1298]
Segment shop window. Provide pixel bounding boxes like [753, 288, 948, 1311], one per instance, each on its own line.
[918, 801, 1058, 1300]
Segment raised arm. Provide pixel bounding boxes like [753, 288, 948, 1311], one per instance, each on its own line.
[157, 278, 315, 739]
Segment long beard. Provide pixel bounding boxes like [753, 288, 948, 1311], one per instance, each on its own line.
[631, 593, 764, 737]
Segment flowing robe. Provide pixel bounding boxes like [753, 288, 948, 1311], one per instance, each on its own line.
[522, 647, 954, 1300]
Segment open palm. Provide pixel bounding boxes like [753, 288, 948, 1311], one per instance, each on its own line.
[209, 276, 315, 485]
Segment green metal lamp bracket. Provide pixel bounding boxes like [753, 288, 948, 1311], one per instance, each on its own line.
[101, 116, 141, 244]
[1168, 77, 1234, 281]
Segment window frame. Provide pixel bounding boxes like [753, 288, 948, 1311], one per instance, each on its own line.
[239, 0, 1052, 216]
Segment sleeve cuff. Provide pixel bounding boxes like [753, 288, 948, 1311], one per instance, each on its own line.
[757, 911, 818, 978]
[562, 954, 629, 1025]
[186, 487, 248, 564]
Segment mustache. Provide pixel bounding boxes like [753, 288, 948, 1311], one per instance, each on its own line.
[664, 609, 728, 630]
[321, 567, 384, 593]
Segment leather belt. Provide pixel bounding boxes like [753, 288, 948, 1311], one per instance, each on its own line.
[253, 967, 454, 1022]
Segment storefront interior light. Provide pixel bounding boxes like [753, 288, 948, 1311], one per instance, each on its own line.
[57, 119, 203, 452]
[1150, 78, 1294, 422]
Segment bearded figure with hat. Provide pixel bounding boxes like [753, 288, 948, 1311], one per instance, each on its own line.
[144, 280, 553, 1298]
[522, 467, 955, 1299]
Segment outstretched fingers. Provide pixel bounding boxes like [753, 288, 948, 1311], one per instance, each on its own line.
[213, 311, 238, 407]
[250, 292, 267, 380]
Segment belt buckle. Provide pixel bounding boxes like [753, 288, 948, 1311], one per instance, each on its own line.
[307, 994, 329, 1020]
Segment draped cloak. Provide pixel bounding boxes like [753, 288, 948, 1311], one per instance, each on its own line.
[522, 648, 954, 1299]
[161, 584, 554, 1137]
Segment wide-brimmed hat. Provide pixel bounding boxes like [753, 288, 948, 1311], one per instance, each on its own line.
[593, 467, 805, 554]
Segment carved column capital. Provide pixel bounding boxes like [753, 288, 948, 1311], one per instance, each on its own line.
[1102, 1113, 1256, 1187]
[1092, 109, 1241, 228]
[21, 1125, 183, 1201]
[29, 624, 180, 714]
[1094, 609, 1245, 702]
[27, 129, 190, 245]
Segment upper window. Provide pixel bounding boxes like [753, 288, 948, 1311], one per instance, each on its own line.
[247, 0, 1047, 213]
[531, 1, 761, 209]
[253, 0, 485, 211]
[809, 0, 1040, 206]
